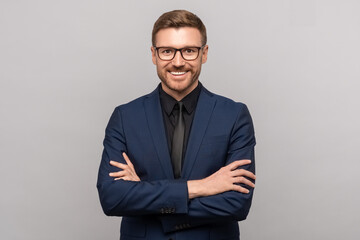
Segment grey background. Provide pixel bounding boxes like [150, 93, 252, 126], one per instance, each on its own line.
[1, 0, 359, 239]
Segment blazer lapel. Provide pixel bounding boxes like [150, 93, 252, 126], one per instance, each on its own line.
[182, 87, 217, 179]
[144, 87, 174, 179]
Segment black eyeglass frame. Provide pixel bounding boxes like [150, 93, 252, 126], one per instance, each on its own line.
[153, 45, 206, 61]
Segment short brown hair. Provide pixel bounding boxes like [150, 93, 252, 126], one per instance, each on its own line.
[152, 10, 207, 46]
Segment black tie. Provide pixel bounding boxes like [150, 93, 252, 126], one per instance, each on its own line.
[171, 102, 185, 179]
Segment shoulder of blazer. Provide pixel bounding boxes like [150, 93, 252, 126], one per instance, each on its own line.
[202, 86, 247, 110]
[114, 86, 160, 111]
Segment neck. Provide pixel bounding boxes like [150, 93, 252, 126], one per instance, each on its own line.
[161, 81, 199, 101]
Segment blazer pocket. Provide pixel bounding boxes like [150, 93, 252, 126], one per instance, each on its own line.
[120, 217, 146, 238]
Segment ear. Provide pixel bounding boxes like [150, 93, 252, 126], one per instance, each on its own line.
[201, 45, 209, 64]
[151, 46, 157, 65]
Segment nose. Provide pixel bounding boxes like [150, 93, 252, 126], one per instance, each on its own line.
[171, 50, 185, 67]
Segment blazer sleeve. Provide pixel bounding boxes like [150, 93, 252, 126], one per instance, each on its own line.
[97, 106, 190, 216]
[159, 103, 256, 233]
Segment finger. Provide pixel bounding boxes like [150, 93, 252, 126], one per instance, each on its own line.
[232, 184, 250, 194]
[109, 170, 127, 178]
[231, 169, 256, 180]
[122, 176, 137, 181]
[228, 159, 252, 170]
[114, 175, 140, 182]
[110, 160, 128, 170]
[114, 177, 131, 181]
[233, 177, 255, 188]
[122, 152, 134, 168]
[123, 153, 139, 178]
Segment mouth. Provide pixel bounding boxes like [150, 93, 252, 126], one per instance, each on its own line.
[170, 71, 187, 76]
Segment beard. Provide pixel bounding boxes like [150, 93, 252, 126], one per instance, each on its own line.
[157, 66, 201, 97]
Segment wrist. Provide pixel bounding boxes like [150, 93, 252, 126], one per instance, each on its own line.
[187, 179, 206, 199]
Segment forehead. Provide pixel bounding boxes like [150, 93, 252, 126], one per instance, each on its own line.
[155, 27, 202, 47]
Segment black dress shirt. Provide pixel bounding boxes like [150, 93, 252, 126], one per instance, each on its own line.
[159, 82, 202, 167]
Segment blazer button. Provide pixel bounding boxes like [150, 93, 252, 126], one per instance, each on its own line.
[160, 208, 165, 214]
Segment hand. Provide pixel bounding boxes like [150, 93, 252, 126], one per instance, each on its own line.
[187, 159, 255, 199]
[109, 152, 140, 182]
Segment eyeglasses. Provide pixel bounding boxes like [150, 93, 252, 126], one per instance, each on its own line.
[154, 45, 205, 61]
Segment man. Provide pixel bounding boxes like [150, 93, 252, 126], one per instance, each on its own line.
[97, 10, 256, 240]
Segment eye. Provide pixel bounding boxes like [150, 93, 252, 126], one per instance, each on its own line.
[160, 48, 174, 55]
[184, 48, 196, 54]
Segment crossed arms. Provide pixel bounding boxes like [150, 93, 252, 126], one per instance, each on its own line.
[110, 152, 255, 200]
[97, 103, 256, 232]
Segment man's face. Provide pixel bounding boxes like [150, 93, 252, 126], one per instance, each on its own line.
[151, 27, 208, 100]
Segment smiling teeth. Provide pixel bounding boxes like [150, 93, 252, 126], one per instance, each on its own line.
[171, 72, 186, 75]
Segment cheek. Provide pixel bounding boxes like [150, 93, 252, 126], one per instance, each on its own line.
[158, 62, 171, 71]
[191, 62, 202, 72]
[157, 65, 164, 73]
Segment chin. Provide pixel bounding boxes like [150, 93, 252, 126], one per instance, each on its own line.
[165, 79, 195, 93]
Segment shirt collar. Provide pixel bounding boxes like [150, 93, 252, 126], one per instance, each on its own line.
[159, 82, 202, 116]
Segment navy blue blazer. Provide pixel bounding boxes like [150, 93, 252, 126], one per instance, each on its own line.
[97, 85, 256, 240]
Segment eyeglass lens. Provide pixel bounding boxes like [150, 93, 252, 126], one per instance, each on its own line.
[157, 47, 200, 60]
